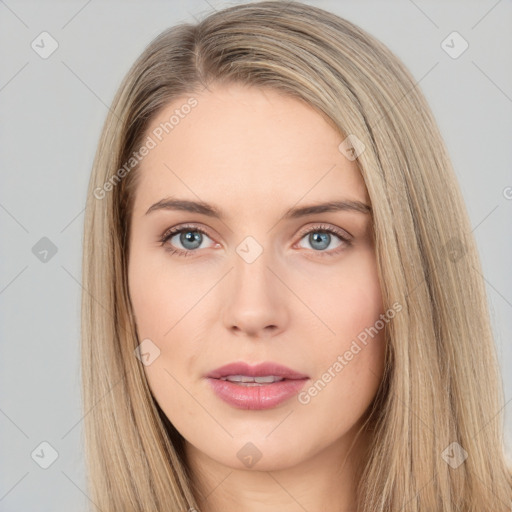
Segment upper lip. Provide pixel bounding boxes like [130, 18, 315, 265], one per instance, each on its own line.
[206, 362, 309, 380]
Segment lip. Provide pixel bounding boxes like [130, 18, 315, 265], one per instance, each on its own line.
[205, 361, 309, 410]
[206, 361, 309, 380]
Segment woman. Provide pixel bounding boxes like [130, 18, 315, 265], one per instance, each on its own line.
[81, 2, 512, 510]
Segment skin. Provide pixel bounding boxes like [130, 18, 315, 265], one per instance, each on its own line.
[128, 83, 386, 512]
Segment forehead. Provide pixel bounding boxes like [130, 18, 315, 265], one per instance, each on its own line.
[132, 83, 369, 217]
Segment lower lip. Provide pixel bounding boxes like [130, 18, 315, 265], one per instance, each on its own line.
[206, 378, 308, 410]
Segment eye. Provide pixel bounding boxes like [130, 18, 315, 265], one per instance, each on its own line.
[295, 224, 352, 257]
[159, 224, 216, 257]
[159, 223, 352, 258]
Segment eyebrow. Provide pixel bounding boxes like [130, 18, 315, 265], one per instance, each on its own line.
[145, 197, 372, 219]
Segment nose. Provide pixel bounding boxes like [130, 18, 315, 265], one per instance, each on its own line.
[221, 248, 289, 338]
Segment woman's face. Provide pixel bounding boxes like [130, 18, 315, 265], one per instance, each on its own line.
[128, 83, 386, 473]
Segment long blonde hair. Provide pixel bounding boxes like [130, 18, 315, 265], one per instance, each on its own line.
[81, 1, 512, 510]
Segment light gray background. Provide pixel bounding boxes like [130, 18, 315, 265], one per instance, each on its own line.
[1, 0, 511, 510]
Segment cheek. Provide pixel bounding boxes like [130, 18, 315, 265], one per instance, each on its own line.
[128, 248, 208, 407]
[128, 246, 207, 339]
[297, 247, 386, 409]
[305, 247, 384, 342]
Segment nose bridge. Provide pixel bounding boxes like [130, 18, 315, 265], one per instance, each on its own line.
[221, 233, 288, 335]
[232, 235, 275, 298]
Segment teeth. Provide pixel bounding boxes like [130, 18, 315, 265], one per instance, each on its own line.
[220, 375, 285, 384]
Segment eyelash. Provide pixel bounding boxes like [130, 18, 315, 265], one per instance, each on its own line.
[159, 223, 352, 258]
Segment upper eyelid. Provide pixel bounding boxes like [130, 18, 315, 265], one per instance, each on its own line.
[161, 223, 211, 240]
[296, 223, 352, 240]
[161, 222, 351, 245]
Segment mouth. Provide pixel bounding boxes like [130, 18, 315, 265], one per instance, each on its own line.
[205, 361, 309, 410]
